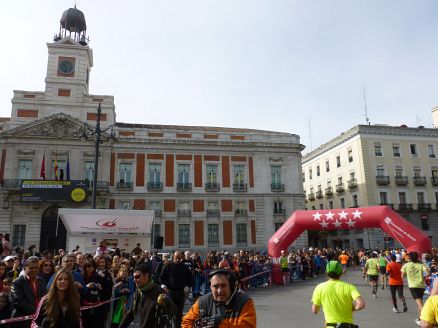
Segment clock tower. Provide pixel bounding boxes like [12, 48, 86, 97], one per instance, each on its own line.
[45, 6, 93, 102]
[9, 6, 116, 129]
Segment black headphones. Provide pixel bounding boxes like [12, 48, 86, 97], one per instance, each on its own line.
[208, 269, 238, 293]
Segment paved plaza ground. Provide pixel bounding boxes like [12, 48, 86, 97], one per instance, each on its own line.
[250, 268, 423, 328]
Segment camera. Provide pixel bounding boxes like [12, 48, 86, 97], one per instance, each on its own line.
[194, 314, 224, 328]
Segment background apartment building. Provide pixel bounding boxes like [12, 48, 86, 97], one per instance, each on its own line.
[303, 124, 438, 249]
[0, 7, 306, 254]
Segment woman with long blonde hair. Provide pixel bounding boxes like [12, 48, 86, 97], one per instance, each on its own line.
[32, 268, 81, 328]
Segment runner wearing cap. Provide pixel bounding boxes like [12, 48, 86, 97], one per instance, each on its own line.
[312, 260, 365, 327]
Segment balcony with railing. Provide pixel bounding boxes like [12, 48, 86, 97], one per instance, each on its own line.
[271, 183, 285, 192]
[308, 193, 315, 201]
[413, 176, 427, 186]
[233, 183, 248, 192]
[394, 176, 408, 186]
[348, 179, 358, 190]
[117, 181, 133, 190]
[273, 208, 286, 216]
[325, 187, 333, 197]
[154, 209, 162, 217]
[376, 176, 390, 186]
[417, 203, 432, 212]
[398, 203, 413, 212]
[316, 190, 323, 199]
[177, 182, 192, 192]
[379, 203, 394, 210]
[147, 182, 163, 191]
[206, 209, 220, 217]
[235, 209, 248, 217]
[1, 179, 22, 190]
[177, 209, 192, 217]
[335, 183, 345, 194]
[205, 182, 220, 192]
[432, 177, 438, 186]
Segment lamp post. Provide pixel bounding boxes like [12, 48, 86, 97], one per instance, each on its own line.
[80, 102, 116, 209]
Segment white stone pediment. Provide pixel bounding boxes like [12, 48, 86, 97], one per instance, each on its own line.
[2, 113, 84, 139]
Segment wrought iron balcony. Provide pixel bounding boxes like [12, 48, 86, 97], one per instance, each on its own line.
[84, 180, 109, 191]
[398, 203, 413, 212]
[177, 209, 192, 217]
[308, 193, 315, 201]
[233, 183, 248, 192]
[394, 176, 408, 186]
[271, 183, 285, 192]
[335, 183, 345, 194]
[177, 182, 192, 192]
[379, 203, 394, 210]
[274, 208, 286, 216]
[432, 177, 438, 186]
[206, 209, 220, 217]
[154, 209, 162, 217]
[205, 182, 220, 191]
[147, 182, 163, 191]
[235, 209, 248, 217]
[413, 176, 427, 186]
[117, 181, 133, 190]
[417, 203, 431, 212]
[1, 179, 22, 190]
[316, 190, 323, 199]
[325, 187, 333, 197]
[376, 176, 390, 186]
[348, 179, 358, 190]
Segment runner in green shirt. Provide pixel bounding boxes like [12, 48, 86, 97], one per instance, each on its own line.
[378, 252, 389, 289]
[401, 252, 429, 326]
[312, 260, 365, 327]
[364, 252, 380, 298]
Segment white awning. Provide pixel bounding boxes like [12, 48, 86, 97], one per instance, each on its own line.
[58, 208, 154, 235]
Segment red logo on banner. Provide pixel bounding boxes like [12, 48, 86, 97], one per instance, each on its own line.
[96, 218, 117, 227]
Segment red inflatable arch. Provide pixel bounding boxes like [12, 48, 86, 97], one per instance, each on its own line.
[268, 206, 432, 257]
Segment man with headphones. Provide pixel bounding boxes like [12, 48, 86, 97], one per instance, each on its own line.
[181, 269, 256, 327]
[312, 260, 365, 328]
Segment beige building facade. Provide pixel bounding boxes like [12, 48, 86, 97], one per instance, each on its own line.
[0, 7, 306, 254]
[303, 124, 438, 249]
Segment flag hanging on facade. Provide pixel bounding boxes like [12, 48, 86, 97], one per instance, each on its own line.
[54, 156, 59, 180]
[40, 151, 46, 180]
[66, 155, 70, 180]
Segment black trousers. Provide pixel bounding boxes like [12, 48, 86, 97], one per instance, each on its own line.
[169, 289, 185, 327]
[389, 284, 404, 304]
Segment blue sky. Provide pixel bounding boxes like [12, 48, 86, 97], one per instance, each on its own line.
[1, 1, 438, 152]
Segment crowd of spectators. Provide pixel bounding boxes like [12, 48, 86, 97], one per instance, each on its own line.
[1, 229, 437, 327]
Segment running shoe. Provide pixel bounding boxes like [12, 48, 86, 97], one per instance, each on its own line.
[403, 303, 408, 312]
[415, 318, 421, 326]
[381, 285, 384, 290]
[392, 307, 399, 313]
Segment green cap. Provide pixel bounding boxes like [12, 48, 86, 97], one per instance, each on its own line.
[326, 260, 342, 275]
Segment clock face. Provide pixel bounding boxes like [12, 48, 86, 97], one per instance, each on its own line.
[58, 60, 74, 75]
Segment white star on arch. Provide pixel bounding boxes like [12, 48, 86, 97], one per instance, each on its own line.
[352, 209, 363, 219]
[333, 220, 343, 228]
[346, 219, 356, 227]
[338, 210, 349, 220]
[319, 220, 329, 229]
[312, 212, 322, 221]
[325, 211, 335, 221]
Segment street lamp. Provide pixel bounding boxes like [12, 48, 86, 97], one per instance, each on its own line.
[80, 102, 116, 209]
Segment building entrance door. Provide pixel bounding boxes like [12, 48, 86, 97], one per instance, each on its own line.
[39, 206, 66, 253]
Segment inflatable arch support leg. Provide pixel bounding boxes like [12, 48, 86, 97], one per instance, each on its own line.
[268, 206, 432, 258]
